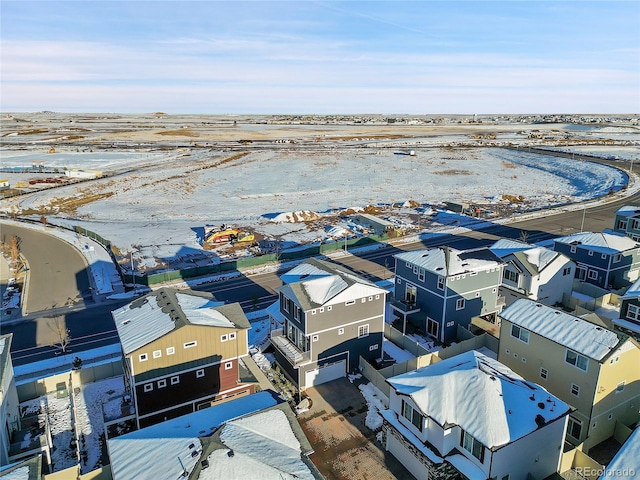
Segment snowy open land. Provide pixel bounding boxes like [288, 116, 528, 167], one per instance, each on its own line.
[1, 113, 638, 272]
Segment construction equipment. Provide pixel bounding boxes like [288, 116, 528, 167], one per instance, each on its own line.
[205, 225, 254, 244]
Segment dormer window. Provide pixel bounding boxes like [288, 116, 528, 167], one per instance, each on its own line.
[461, 429, 485, 463]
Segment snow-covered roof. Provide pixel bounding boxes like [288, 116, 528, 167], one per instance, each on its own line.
[0, 456, 41, 480]
[621, 278, 640, 299]
[108, 391, 282, 480]
[500, 299, 621, 361]
[489, 238, 533, 258]
[395, 246, 503, 277]
[615, 205, 640, 218]
[198, 408, 315, 480]
[387, 350, 571, 450]
[113, 287, 250, 354]
[598, 426, 640, 479]
[508, 247, 566, 276]
[277, 258, 387, 310]
[553, 231, 639, 254]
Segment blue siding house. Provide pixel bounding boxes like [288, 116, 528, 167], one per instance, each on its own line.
[613, 205, 640, 241]
[615, 278, 640, 336]
[392, 246, 504, 343]
[552, 231, 640, 289]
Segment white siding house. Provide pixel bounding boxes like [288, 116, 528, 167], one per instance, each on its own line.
[382, 350, 571, 480]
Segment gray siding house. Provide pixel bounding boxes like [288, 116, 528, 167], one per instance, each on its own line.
[551, 231, 640, 289]
[615, 278, 640, 336]
[392, 246, 504, 343]
[270, 258, 387, 391]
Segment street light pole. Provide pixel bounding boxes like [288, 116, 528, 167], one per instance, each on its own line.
[580, 206, 586, 233]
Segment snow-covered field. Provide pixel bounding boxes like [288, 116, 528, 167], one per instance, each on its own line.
[0, 146, 630, 272]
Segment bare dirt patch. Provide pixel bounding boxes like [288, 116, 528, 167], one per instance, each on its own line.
[433, 169, 474, 175]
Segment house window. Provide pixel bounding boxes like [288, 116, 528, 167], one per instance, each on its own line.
[567, 417, 582, 440]
[616, 381, 625, 393]
[437, 277, 445, 290]
[627, 304, 640, 321]
[427, 317, 439, 338]
[282, 295, 290, 313]
[397, 278, 402, 284]
[368, 296, 373, 301]
[327, 306, 332, 311]
[375, 295, 380, 299]
[601, 253, 607, 259]
[358, 324, 369, 338]
[229, 332, 236, 340]
[196, 369, 205, 378]
[613, 254, 622, 263]
[184, 341, 197, 349]
[588, 250, 594, 256]
[402, 400, 423, 431]
[446, 321, 454, 327]
[540, 367, 548, 380]
[406, 284, 417, 304]
[338, 328, 344, 335]
[369, 344, 379, 351]
[311, 309, 317, 315]
[153, 350, 161, 359]
[563, 267, 572, 276]
[221, 334, 228, 342]
[570, 245, 577, 253]
[565, 349, 588, 371]
[503, 270, 519, 283]
[456, 298, 465, 310]
[418, 269, 425, 281]
[225, 361, 233, 370]
[413, 265, 419, 274]
[345, 300, 355, 306]
[158, 379, 167, 389]
[406, 262, 411, 268]
[171, 376, 180, 385]
[571, 383, 580, 397]
[143, 383, 153, 392]
[510, 324, 530, 343]
[139, 353, 148, 362]
[312, 335, 319, 342]
[320, 307, 325, 313]
[475, 292, 480, 298]
[166, 347, 175, 355]
[361, 298, 366, 303]
[588, 270, 598, 280]
[461, 430, 485, 463]
[294, 305, 301, 320]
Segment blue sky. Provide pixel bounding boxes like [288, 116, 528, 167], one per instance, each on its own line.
[2, 1, 638, 114]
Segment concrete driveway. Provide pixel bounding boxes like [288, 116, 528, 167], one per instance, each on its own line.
[297, 377, 414, 480]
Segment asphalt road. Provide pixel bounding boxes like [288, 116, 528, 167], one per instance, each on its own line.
[2, 182, 639, 366]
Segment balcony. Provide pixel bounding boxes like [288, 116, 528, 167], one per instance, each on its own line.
[389, 298, 421, 315]
[270, 329, 310, 366]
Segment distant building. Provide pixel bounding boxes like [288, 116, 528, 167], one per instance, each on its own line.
[499, 299, 640, 451]
[382, 350, 571, 480]
[65, 169, 102, 179]
[113, 287, 255, 429]
[355, 213, 396, 235]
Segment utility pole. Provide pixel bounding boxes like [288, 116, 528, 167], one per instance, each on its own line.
[580, 206, 586, 233]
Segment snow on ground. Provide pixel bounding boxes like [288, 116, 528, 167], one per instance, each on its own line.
[382, 338, 415, 363]
[20, 392, 76, 471]
[18, 376, 125, 473]
[358, 383, 389, 431]
[0, 145, 630, 272]
[73, 376, 125, 472]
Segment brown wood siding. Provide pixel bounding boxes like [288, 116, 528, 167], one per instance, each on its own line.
[134, 359, 242, 416]
[129, 324, 248, 376]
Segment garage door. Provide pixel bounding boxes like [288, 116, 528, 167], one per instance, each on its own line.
[304, 360, 346, 388]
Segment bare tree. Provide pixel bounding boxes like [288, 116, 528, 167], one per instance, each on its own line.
[9, 235, 21, 263]
[40, 215, 48, 227]
[47, 317, 71, 354]
[519, 230, 530, 243]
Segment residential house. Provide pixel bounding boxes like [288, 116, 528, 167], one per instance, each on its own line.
[614, 278, 640, 336]
[612, 205, 640, 241]
[0, 334, 20, 467]
[490, 239, 575, 307]
[551, 231, 640, 289]
[0, 455, 41, 479]
[382, 350, 571, 480]
[270, 258, 387, 391]
[107, 390, 318, 480]
[392, 246, 504, 343]
[112, 287, 254, 429]
[498, 299, 640, 452]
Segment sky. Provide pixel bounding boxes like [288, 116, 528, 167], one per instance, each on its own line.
[1, 1, 639, 114]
